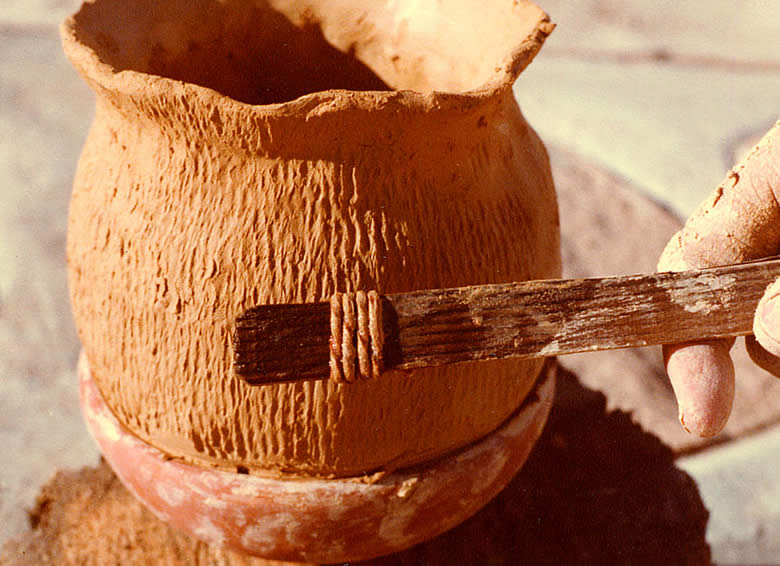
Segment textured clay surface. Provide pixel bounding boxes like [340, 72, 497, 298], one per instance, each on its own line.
[62, 0, 560, 476]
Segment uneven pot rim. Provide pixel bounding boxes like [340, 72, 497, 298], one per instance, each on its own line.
[60, 0, 554, 122]
[80, 351, 556, 563]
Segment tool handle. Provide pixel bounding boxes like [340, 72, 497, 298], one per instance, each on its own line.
[234, 257, 780, 385]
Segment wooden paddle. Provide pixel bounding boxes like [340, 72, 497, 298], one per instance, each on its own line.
[233, 257, 780, 386]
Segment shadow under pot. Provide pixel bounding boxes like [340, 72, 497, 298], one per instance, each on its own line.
[62, 0, 561, 561]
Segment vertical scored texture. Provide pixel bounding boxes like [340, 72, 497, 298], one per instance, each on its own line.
[63, 0, 560, 477]
[67, 95, 560, 476]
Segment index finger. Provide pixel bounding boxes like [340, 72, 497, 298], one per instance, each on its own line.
[658, 120, 780, 436]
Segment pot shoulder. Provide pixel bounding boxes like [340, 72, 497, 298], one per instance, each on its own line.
[67, 98, 560, 477]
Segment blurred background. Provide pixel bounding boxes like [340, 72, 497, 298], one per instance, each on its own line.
[1, 1, 778, 563]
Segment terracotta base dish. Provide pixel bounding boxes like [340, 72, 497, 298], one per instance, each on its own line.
[79, 352, 555, 563]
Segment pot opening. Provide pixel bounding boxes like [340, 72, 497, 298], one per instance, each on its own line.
[72, 0, 391, 105]
[70, 0, 549, 105]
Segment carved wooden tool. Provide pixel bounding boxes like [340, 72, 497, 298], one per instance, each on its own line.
[234, 257, 780, 386]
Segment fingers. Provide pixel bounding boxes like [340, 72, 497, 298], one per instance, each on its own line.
[658, 120, 780, 436]
[753, 276, 780, 358]
[746, 276, 780, 377]
[659, 120, 780, 269]
[745, 336, 780, 378]
[663, 338, 735, 437]
[669, 275, 780, 433]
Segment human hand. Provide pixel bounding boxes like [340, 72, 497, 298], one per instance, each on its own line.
[658, 120, 780, 437]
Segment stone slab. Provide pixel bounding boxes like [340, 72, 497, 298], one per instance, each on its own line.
[514, 57, 780, 216]
[0, 1, 80, 29]
[534, 0, 780, 66]
[678, 425, 780, 564]
[0, 27, 99, 546]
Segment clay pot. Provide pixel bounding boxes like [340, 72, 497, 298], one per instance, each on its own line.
[63, 0, 560, 559]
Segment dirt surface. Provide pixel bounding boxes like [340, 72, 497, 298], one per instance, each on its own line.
[0, 368, 710, 566]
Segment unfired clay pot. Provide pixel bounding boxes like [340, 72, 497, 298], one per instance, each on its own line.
[63, 0, 561, 560]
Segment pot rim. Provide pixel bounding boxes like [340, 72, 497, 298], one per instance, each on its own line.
[60, 0, 554, 121]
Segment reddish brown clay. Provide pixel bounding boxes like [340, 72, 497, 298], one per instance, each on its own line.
[79, 352, 555, 562]
[62, 0, 560, 478]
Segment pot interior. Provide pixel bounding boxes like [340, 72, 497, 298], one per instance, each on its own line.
[72, 0, 392, 105]
[71, 0, 546, 105]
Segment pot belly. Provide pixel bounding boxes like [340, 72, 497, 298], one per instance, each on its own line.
[67, 102, 560, 477]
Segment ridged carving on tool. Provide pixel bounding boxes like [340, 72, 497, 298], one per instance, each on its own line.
[329, 290, 384, 383]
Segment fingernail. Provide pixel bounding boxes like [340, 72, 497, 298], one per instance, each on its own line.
[679, 411, 726, 438]
[679, 413, 692, 434]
